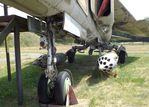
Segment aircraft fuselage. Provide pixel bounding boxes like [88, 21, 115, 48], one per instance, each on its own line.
[0, 0, 114, 43]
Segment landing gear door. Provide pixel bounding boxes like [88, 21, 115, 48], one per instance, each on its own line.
[63, 13, 87, 40]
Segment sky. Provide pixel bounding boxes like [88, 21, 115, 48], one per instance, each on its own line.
[120, 0, 149, 20]
[0, 1, 149, 20]
[0, 3, 28, 18]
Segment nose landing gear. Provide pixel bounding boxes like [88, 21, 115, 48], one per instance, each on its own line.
[37, 17, 77, 106]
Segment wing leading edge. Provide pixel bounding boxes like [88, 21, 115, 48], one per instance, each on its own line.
[114, 0, 149, 37]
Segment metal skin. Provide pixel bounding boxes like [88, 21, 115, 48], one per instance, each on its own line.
[0, 0, 114, 43]
[40, 36, 48, 48]
[1, 0, 149, 38]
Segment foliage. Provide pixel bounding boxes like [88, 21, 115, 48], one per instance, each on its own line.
[0, 32, 74, 48]
[0, 32, 40, 47]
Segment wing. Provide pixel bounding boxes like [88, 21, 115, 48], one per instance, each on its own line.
[114, 0, 149, 37]
[0, 0, 61, 16]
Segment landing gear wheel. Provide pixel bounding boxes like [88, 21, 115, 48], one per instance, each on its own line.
[118, 50, 127, 64]
[38, 73, 52, 104]
[54, 71, 73, 105]
[66, 48, 76, 63]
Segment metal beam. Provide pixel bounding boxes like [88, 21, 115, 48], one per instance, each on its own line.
[4, 40, 11, 81]
[14, 24, 23, 105]
[0, 16, 15, 44]
[4, 4, 8, 16]
[4, 4, 11, 81]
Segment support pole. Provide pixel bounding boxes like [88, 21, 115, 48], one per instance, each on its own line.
[5, 40, 11, 81]
[4, 4, 8, 15]
[14, 24, 23, 105]
[4, 4, 11, 81]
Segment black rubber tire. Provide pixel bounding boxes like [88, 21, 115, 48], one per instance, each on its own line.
[38, 73, 50, 104]
[66, 49, 76, 63]
[118, 50, 127, 64]
[54, 71, 72, 105]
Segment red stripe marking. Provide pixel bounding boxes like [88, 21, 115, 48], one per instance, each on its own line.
[97, 0, 110, 17]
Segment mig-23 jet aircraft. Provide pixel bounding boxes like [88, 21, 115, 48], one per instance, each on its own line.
[1, 0, 147, 106]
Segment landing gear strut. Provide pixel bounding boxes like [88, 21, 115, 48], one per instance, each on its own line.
[37, 17, 77, 106]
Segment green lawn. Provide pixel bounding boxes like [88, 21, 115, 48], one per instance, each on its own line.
[0, 44, 149, 107]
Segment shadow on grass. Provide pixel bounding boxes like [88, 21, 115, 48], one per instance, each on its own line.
[0, 62, 43, 107]
[0, 54, 101, 106]
[119, 56, 140, 68]
[0, 54, 139, 106]
[58, 54, 109, 86]
[86, 56, 140, 86]
[87, 71, 110, 86]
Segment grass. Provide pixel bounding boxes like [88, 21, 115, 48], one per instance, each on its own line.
[0, 44, 149, 107]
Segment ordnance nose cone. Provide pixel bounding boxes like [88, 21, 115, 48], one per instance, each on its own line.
[97, 51, 119, 72]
